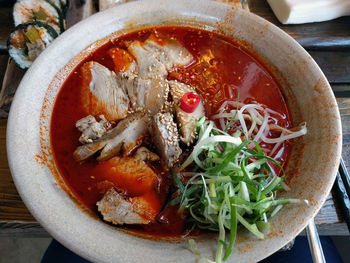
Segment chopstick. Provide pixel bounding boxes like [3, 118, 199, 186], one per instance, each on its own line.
[306, 219, 326, 263]
[333, 158, 350, 231]
[339, 158, 350, 195]
[305, 158, 350, 263]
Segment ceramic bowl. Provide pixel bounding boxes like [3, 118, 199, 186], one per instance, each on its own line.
[7, 0, 342, 262]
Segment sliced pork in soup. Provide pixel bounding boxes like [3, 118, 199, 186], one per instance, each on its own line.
[127, 34, 193, 78]
[74, 112, 150, 162]
[168, 80, 205, 145]
[114, 35, 193, 114]
[151, 112, 182, 168]
[75, 115, 107, 144]
[129, 77, 169, 114]
[97, 188, 161, 225]
[80, 61, 130, 121]
[108, 47, 137, 77]
[135, 146, 160, 162]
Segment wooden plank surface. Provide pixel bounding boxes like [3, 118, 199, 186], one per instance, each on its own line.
[0, 60, 25, 118]
[0, 119, 35, 222]
[0, 223, 47, 237]
[309, 51, 350, 84]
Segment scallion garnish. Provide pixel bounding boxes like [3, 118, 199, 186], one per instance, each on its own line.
[172, 118, 305, 262]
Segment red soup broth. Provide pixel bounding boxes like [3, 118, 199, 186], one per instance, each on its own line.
[50, 27, 293, 236]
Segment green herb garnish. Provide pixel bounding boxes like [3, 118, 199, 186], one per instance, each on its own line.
[173, 119, 302, 262]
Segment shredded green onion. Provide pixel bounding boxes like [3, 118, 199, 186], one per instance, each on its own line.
[172, 119, 303, 262]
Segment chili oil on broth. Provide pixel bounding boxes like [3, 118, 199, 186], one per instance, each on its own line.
[50, 26, 293, 237]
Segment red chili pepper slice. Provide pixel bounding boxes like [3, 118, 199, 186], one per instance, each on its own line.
[180, 92, 201, 113]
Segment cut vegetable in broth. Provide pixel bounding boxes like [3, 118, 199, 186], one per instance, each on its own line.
[50, 27, 307, 263]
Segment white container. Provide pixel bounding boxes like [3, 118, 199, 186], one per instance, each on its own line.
[268, 0, 350, 24]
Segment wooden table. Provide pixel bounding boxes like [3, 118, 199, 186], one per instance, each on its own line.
[0, 0, 349, 237]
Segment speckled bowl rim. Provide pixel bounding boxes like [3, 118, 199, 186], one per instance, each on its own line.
[6, 0, 342, 262]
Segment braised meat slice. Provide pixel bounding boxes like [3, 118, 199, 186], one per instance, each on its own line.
[76, 115, 107, 144]
[135, 147, 160, 162]
[151, 112, 181, 168]
[80, 61, 130, 121]
[73, 140, 108, 162]
[127, 34, 193, 78]
[127, 39, 166, 78]
[74, 113, 150, 162]
[130, 77, 169, 114]
[108, 47, 169, 114]
[108, 47, 138, 77]
[97, 188, 148, 225]
[98, 113, 150, 161]
[168, 80, 205, 145]
[124, 34, 192, 114]
[97, 188, 161, 225]
[162, 37, 194, 70]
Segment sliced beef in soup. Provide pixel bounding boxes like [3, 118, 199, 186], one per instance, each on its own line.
[98, 113, 150, 161]
[135, 147, 160, 162]
[76, 115, 107, 144]
[96, 155, 162, 225]
[108, 47, 137, 77]
[123, 34, 193, 114]
[108, 48, 171, 115]
[168, 80, 205, 145]
[97, 188, 148, 225]
[97, 188, 161, 225]
[151, 112, 181, 168]
[80, 61, 130, 121]
[127, 34, 193, 78]
[131, 77, 169, 114]
[74, 112, 150, 161]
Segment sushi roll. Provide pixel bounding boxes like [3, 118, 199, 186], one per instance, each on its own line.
[46, 0, 62, 10]
[44, 0, 68, 29]
[45, 0, 68, 17]
[7, 22, 58, 69]
[13, 0, 65, 34]
[60, 0, 69, 17]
